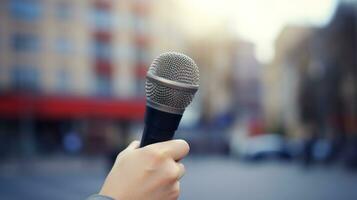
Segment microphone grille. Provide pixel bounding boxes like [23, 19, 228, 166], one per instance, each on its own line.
[148, 52, 199, 85]
[145, 52, 199, 114]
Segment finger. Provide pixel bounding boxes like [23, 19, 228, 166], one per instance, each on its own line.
[125, 140, 140, 151]
[172, 181, 180, 199]
[176, 162, 186, 180]
[147, 139, 190, 161]
[116, 141, 140, 162]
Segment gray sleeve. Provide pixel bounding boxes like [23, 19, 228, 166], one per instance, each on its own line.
[86, 194, 115, 200]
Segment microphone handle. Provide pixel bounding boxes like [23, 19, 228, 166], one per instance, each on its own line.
[140, 106, 183, 147]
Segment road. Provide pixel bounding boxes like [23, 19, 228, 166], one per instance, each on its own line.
[0, 156, 356, 200]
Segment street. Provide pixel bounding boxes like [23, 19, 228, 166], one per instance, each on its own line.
[0, 156, 356, 200]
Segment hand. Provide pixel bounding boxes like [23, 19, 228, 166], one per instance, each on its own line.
[99, 139, 190, 200]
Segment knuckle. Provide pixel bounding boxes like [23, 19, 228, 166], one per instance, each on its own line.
[179, 163, 185, 172]
[169, 169, 179, 179]
[153, 149, 166, 161]
[115, 153, 122, 161]
[115, 151, 127, 163]
[171, 190, 179, 199]
[171, 182, 180, 199]
[146, 148, 167, 166]
[166, 166, 180, 181]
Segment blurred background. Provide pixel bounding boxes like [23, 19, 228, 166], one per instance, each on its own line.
[0, 0, 356, 199]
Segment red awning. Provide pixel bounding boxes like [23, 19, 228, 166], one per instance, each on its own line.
[0, 94, 145, 120]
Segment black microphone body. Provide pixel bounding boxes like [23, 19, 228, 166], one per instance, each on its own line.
[140, 106, 182, 147]
[139, 52, 199, 147]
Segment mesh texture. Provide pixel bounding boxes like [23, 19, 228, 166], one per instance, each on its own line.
[145, 52, 199, 109]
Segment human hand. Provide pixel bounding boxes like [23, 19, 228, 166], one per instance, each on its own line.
[99, 139, 190, 200]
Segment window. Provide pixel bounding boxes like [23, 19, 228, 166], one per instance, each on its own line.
[11, 65, 39, 92]
[133, 17, 147, 34]
[56, 2, 72, 20]
[10, 0, 42, 21]
[57, 68, 70, 93]
[92, 9, 112, 31]
[136, 78, 145, 97]
[12, 33, 40, 52]
[93, 40, 111, 60]
[116, 44, 135, 61]
[135, 47, 149, 64]
[96, 75, 111, 96]
[0, 67, 4, 92]
[55, 37, 73, 54]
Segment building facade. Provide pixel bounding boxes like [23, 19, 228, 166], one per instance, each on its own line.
[0, 0, 159, 98]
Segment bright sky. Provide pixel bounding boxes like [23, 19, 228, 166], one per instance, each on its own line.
[180, 0, 338, 63]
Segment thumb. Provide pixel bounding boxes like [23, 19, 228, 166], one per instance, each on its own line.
[124, 140, 140, 151]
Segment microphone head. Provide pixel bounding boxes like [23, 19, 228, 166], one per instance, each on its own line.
[145, 52, 199, 115]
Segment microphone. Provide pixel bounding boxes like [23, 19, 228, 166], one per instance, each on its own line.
[140, 52, 200, 147]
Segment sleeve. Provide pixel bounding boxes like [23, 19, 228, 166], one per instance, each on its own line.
[86, 194, 115, 200]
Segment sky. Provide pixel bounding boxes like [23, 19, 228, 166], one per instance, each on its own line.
[180, 0, 339, 63]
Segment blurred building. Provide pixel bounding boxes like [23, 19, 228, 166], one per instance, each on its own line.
[0, 0, 166, 156]
[187, 31, 262, 129]
[0, 0, 158, 97]
[264, 1, 356, 143]
[232, 40, 262, 119]
[0, 0, 91, 95]
[0, 0, 200, 156]
[188, 35, 235, 125]
[302, 2, 356, 140]
[263, 25, 315, 137]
